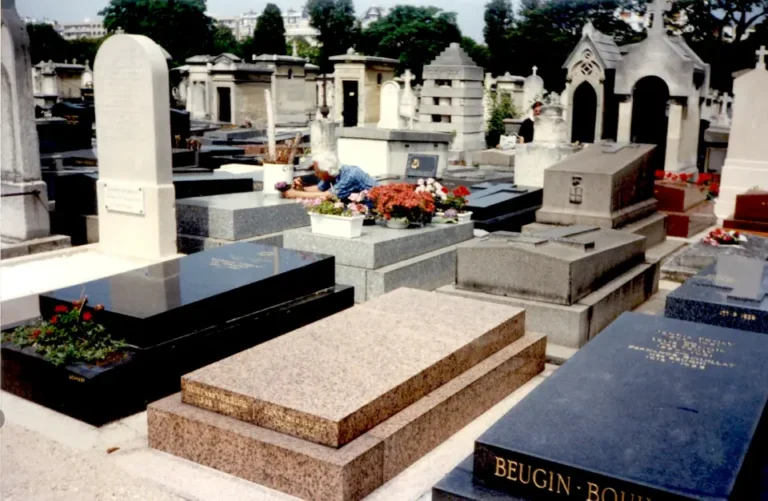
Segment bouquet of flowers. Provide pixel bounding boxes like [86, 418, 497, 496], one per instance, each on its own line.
[702, 228, 747, 247]
[301, 197, 368, 217]
[368, 183, 435, 223]
[274, 181, 291, 193]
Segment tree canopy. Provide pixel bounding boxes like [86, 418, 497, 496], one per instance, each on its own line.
[250, 3, 287, 57]
[483, 0, 515, 76]
[99, 0, 216, 65]
[307, 0, 358, 73]
[358, 5, 462, 79]
[27, 24, 106, 66]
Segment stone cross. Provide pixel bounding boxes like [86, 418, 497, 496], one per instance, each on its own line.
[94, 34, 177, 259]
[692, 257, 767, 304]
[532, 65, 538, 75]
[490, 225, 598, 251]
[402, 69, 415, 89]
[649, 0, 672, 35]
[757, 46, 767, 69]
[718, 92, 732, 125]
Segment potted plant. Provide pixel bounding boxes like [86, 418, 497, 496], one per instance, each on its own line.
[424, 182, 472, 223]
[368, 183, 435, 229]
[302, 196, 368, 239]
[263, 133, 301, 195]
[2, 298, 128, 367]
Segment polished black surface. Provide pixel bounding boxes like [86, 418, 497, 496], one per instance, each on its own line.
[405, 154, 439, 179]
[3, 285, 354, 426]
[665, 256, 768, 334]
[474, 313, 768, 500]
[464, 183, 542, 232]
[41, 243, 335, 348]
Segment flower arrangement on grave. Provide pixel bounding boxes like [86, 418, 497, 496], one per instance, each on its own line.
[655, 171, 720, 200]
[301, 197, 369, 217]
[302, 195, 369, 238]
[702, 228, 748, 246]
[274, 181, 291, 193]
[2, 298, 127, 367]
[368, 183, 436, 227]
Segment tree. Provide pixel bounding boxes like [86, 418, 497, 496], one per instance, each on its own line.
[67, 37, 108, 65]
[250, 3, 287, 56]
[483, 0, 515, 76]
[100, 0, 216, 66]
[26, 24, 69, 64]
[358, 6, 462, 79]
[509, 0, 643, 91]
[307, 0, 359, 73]
[291, 37, 322, 65]
[212, 25, 240, 56]
[461, 36, 490, 71]
[486, 94, 517, 148]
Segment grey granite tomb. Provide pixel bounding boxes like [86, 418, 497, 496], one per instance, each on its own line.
[284, 222, 474, 303]
[440, 225, 657, 352]
[176, 192, 310, 253]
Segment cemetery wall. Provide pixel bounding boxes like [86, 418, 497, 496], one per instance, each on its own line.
[236, 82, 270, 125]
[275, 76, 308, 123]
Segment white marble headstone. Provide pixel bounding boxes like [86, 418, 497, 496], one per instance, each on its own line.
[94, 34, 177, 259]
[378, 80, 401, 129]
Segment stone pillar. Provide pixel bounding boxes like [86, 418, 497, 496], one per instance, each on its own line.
[94, 35, 177, 260]
[617, 96, 632, 143]
[665, 101, 684, 172]
[311, 118, 338, 157]
[1, 0, 51, 241]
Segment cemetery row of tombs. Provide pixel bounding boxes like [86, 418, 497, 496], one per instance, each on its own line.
[2, 1, 768, 499]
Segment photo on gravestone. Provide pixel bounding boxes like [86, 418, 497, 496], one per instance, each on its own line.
[405, 154, 439, 179]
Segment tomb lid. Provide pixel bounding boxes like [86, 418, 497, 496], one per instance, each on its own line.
[473, 312, 768, 500]
[546, 142, 655, 175]
[39, 243, 334, 349]
[328, 48, 398, 66]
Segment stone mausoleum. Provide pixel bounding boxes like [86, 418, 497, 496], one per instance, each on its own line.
[330, 48, 398, 127]
[562, 0, 710, 172]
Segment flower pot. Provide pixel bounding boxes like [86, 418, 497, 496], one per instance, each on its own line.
[263, 163, 294, 195]
[458, 211, 473, 223]
[386, 218, 410, 229]
[431, 211, 457, 224]
[310, 213, 365, 239]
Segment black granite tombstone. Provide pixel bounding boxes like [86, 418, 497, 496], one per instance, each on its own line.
[405, 154, 439, 179]
[433, 313, 768, 500]
[1, 243, 353, 425]
[37, 101, 95, 153]
[665, 256, 768, 334]
[465, 183, 543, 232]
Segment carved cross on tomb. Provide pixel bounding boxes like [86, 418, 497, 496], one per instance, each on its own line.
[757, 46, 768, 69]
[489, 225, 599, 251]
[532, 65, 538, 75]
[692, 257, 768, 304]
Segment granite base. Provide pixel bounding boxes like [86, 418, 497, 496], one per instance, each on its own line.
[148, 333, 546, 501]
[437, 261, 657, 349]
[0, 234, 71, 259]
[1, 286, 353, 426]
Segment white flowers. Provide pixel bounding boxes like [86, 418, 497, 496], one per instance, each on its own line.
[414, 179, 447, 200]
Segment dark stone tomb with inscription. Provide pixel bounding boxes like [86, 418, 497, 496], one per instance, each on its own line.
[464, 183, 543, 232]
[1, 243, 353, 425]
[665, 256, 768, 334]
[433, 313, 768, 500]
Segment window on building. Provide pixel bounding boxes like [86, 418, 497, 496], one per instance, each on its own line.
[377, 73, 383, 86]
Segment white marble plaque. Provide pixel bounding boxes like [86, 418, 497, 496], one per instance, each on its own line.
[104, 185, 145, 215]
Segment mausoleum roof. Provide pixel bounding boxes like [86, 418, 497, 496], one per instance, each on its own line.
[563, 23, 622, 70]
[185, 55, 214, 64]
[329, 48, 398, 65]
[496, 72, 525, 83]
[253, 54, 308, 65]
[426, 43, 479, 69]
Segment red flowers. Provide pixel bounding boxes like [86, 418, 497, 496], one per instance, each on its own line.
[32, 329, 41, 339]
[654, 170, 665, 180]
[54, 305, 68, 313]
[369, 184, 436, 220]
[50, 316, 59, 325]
[82, 312, 93, 321]
[442, 186, 449, 194]
[453, 186, 471, 198]
[697, 173, 714, 185]
[679, 173, 690, 182]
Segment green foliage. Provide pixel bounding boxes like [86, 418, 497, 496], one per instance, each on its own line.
[486, 94, 517, 148]
[303, 197, 366, 217]
[212, 25, 241, 57]
[460, 37, 490, 71]
[307, 0, 359, 73]
[291, 37, 322, 65]
[3, 300, 127, 367]
[358, 6, 462, 79]
[251, 3, 287, 56]
[483, 0, 515, 75]
[506, 0, 643, 91]
[27, 24, 70, 63]
[99, 0, 216, 66]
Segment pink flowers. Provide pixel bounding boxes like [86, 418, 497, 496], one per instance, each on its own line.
[703, 228, 747, 247]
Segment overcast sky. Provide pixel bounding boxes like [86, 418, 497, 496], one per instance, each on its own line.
[19, 0, 488, 41]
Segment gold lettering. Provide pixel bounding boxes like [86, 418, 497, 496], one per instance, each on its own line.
[507, 460, 518, 481]
[494, 457, 506, 478]
[556, 473, 571, 495]
[533, 469, 548, 489]
[549, 470, 554, 492]
[602, 487, 618, 501]
[68, 374, 85, 383]
[587, 482, 600, 501]
[519, 463, 531, 484]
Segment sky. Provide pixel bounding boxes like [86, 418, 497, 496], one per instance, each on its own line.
[18, 0, 488, 41]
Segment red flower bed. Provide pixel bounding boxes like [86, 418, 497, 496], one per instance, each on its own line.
[369, 184, 436, 221]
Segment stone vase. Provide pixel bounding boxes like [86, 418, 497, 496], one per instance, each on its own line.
[263, 163, 294, 195]
[385, 218, 410, 229]
[310, 213, 364, 239]
[458, 211, 473, 223]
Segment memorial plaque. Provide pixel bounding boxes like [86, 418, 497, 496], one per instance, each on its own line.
[665, 256, 768, 334]
[405, 153, 439, 179]
[103, 185, 145, 215]
[471, 313, 768, 500]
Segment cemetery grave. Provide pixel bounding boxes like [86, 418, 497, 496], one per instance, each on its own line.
[1, 242, 353, 425]
[724, 190, 768, 236]
[661, 233, 768, 282]
[654, 176, 717, 238]
[148, 289, 546, 501]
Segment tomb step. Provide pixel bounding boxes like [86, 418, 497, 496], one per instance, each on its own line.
[180, 289, 527, 448]
[177, 230, 284, 255]
[439, 260, 657, 349]
[620, 211, 668, 249]
[149, 332, 546, 501]
[335, 245, 458, 304]
[0, 234, 71, 259]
